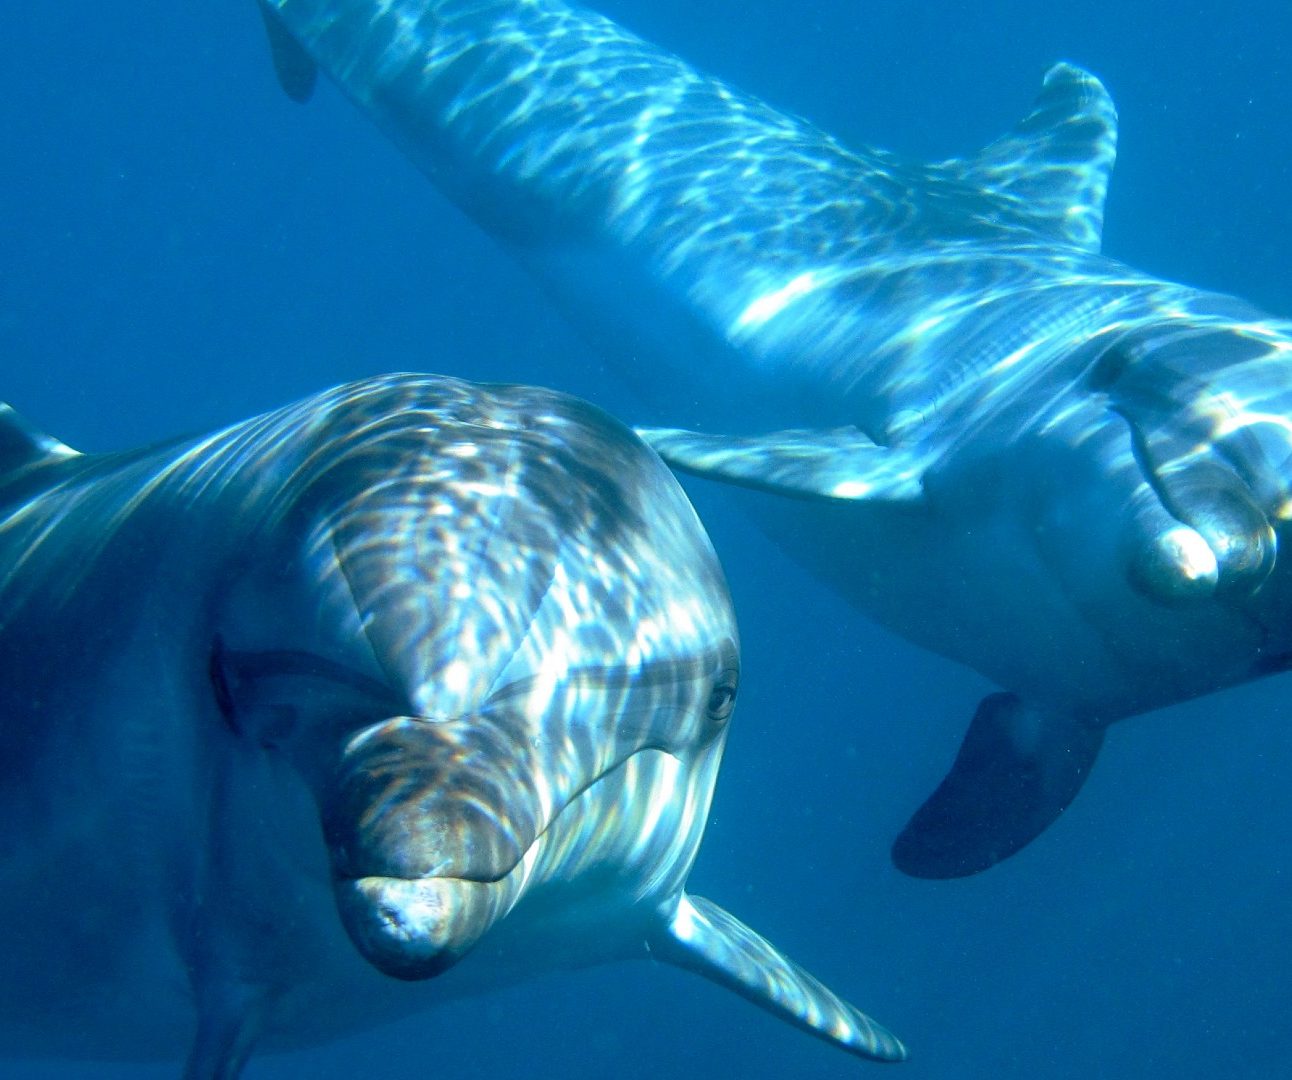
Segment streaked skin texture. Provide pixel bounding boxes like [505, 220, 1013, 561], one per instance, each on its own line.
[258, 0, 1292, 877]
[0, 374, 903, 1077]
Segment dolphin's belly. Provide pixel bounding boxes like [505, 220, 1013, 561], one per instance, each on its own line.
[748, 482, 1273, 719]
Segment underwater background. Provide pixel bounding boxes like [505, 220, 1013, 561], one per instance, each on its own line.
[2, 1, 1290, 1077]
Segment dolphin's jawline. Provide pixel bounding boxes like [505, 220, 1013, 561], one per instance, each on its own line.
[336, 744, 681, 888]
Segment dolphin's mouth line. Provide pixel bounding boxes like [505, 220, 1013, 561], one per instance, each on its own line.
[340, 744, 679, 886]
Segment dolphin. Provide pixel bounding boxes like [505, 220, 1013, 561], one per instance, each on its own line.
[0, 373, 905, 1077]
[254, 0, 1292, 878]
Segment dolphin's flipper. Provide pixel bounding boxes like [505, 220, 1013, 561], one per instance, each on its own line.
[648, 894, 906, 1063]
[892, 693, 1106, 878]
[257, 2, 318, 103]
[946, 62, 1118, 252]
[637, 426, 924, 503]
[0, 403, 77, 473]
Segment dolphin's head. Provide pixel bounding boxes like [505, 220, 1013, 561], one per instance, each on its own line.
[1075, 304, 1292, 611]
[214, 375, 737, 980]
[209, 375, 903, 1062]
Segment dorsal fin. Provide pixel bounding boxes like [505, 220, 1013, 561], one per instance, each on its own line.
[946, 63, 1118, 252]
[0, 403, 79, 475]
[258, 2, 318, 104]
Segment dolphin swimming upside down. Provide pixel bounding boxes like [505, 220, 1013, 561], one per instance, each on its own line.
[255, 0, 1292, 877]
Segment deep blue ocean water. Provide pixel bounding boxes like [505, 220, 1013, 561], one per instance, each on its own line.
[3, 1, 1290, 1077]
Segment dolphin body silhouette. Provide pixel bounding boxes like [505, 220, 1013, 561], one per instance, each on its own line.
[256, 0, 1292, 877]
[0, 374, 904, 1077]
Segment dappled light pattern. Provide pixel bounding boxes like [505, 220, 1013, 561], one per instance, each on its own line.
[0, 372, 734, 926]
[279, 377, 729, 720]
[73, 376, 726, 949]
[265, 2, 1112, 262]
[0, 371, 905, 1066]
[326, 657, 730, 886]
[238, 376, 740, 974]
[264, 0, 1292, 612]
[259, 0, 1292, 881]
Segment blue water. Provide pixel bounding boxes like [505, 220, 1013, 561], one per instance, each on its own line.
[3, 1, 1290, 1077]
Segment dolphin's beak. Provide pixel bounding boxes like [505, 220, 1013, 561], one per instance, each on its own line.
[321, 713, 591, 978]
[334, 873, 519, 980]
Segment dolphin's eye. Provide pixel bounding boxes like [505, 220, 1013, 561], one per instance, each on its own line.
[205, 639, 303, 748]
[706, 681, 737, 724]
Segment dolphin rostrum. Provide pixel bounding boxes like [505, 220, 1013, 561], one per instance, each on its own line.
[256, 0, 1292, 877]
[0, 374, 904, 1076]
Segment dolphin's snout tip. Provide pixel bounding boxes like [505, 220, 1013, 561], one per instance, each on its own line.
[1140, 460, 1279, 599]
[1129, 524, 1219, 603]
[336, 875, 505, 980]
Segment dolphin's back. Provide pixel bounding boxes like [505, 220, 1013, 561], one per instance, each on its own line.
[265, 0, 903, 248]
[262, 0, 1121, 439]
[264, 1, 1113, 257]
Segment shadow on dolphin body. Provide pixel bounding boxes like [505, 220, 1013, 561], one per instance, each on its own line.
[256, 0, 1292, 878]
[0, 374, 903, 1076]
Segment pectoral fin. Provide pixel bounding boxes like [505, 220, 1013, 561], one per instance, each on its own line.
[892, 693, 1105, 878]
[636, 426, 924, 502]
[258, 2, 318, 103]
[647, 893, 906, 1063]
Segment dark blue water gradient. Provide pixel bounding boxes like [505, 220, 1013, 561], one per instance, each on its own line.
[2, 2, 1289, 1077]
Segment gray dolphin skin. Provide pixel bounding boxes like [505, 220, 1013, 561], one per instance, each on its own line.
[257, 0, 1292, 878]
[0, 374, 904, 1076]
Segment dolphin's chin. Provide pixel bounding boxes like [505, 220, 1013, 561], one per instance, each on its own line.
[335, 874, 514, 980]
